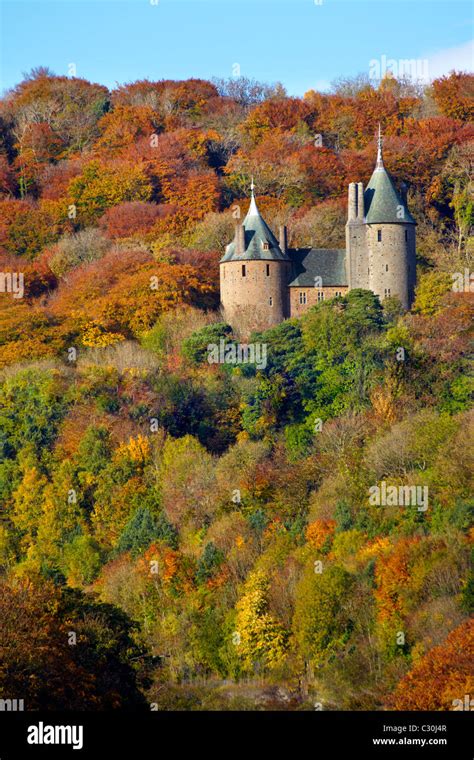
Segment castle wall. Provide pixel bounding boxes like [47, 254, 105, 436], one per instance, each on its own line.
[220, 260, 291, 334]
[346, 220, 369, 290]
[289, 286, 348, 317]
[366, 224, 415, 309]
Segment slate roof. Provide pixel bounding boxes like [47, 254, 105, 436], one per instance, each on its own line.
[364, 158, 416, 225]
[288, 248, 347, 287]
[220, 194, 291, 263]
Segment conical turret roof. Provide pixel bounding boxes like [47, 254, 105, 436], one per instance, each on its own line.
[364, 127, 416, 225]
[220, 187, 291, 263]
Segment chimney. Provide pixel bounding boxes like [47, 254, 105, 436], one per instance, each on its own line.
[279, 224, 288, 254]
[236, 222, 245, 255]
[348, 183, 357, 222]
[357, 182, 364, 221]
[400, 181, 408, 206]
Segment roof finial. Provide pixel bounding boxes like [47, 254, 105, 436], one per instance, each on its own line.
[248, 174, 259, 216]
[376, 123, 384, 170]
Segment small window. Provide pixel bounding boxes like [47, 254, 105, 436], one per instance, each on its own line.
[262, 242, 270, 251]
[242, 264, 246, 277]
[335, 291, 342, 297]
[266, 264, 270, 276]
[269, 296, 273, 306]
[385, 264, 388, 272]
[377, 230, 382, 242]
[299, 292, 307, 305]
[388, 288, 391, 296]
[384, 288, 387, 298]
[405, 230, 408, 242]
[317, 291, 325, 302]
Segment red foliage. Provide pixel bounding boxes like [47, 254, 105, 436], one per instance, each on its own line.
[388, 619, 474, 710]
[99, 201, 177, 239]
[432, 72, 474, 121]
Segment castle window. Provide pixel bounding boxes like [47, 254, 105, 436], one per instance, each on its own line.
[269, 297, 273, 306]
[386, 264, 389, 272]
[317, 291, 325, 302]
[266, 264, 270, 276]
[405, 230, 408, 242]
[242, 264, 246, 277]
[299, 292, 307, 305]
[335, 291, 342, 297]
[262, 242, 270, 251]
[377, 230, 382, 242]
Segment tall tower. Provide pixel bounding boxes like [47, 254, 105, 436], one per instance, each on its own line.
[220, 181, 291, 333]
[346, 126, 417, 309]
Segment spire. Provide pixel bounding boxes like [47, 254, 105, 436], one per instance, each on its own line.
[220, 173, 291, 263]
[248, 175, 259, 216]
[376, 123, 384, 170]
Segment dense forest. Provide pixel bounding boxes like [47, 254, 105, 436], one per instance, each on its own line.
[0, 68, 472, 711]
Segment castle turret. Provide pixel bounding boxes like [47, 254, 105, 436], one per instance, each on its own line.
[220, 181, 291, 333]
[346, 126, 416, 308]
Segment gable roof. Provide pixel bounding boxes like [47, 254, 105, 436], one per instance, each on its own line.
[220, 194, 291, 263]
[288, 248, 347, 287]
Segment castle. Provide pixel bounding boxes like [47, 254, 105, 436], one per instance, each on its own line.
[220, 129, 417, 333]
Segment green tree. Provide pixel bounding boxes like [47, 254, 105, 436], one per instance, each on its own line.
[293, 563, 354, 667]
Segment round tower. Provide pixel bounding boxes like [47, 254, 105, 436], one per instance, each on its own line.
[220, 183, 291, 334]
[364, 126, 417, 309]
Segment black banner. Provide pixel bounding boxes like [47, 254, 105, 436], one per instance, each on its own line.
[0, 710, 471, 758]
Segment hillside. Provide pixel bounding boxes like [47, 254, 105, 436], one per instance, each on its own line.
[0, 70, 472, 710]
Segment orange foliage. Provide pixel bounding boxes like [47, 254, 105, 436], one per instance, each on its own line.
[306, 519, 337, 550]
[388, 619, 474, 710]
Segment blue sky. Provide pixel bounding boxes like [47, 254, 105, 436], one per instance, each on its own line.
[0, 0, 472, 95]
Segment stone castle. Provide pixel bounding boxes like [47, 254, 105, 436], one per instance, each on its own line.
[220, 129, 417, 333]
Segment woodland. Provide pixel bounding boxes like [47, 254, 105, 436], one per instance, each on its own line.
[0, 68, 472, 710]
